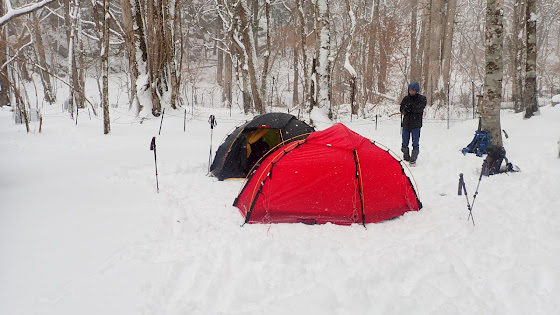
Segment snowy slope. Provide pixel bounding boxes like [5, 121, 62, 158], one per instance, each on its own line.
[1, 104, 559, 315]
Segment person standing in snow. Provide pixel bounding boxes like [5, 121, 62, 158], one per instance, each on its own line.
[400, 81, 427, 165]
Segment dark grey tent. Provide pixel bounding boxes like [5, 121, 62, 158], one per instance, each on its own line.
[210, 113, 314, 180]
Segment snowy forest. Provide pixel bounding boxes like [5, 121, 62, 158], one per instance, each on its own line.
[1, 0, 559, 138]
[3, 1, 560, 314]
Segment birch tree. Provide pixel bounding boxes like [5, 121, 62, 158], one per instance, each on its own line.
[510, 0, 526, 113]
[344, 0, 357, 115]
[314, 0, 332, 111]
[480, 0, 504, 147]
[235, 0, 264, 113]
[295, 0, 311, 109]
[101, 0, 110, 134]
[121, 0, 141, 112]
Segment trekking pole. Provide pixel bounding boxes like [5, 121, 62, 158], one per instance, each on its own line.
[468, 159, 488, 220]
[208, 115, 217, 173]
[158, 108, 165, 135]
[460, 160, 487, 226]
[150, 137, 159, 193]
[459, 173, 475, 226]
[458, 173, 464, 196]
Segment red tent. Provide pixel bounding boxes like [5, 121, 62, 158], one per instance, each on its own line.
[234, 123, 422, 225]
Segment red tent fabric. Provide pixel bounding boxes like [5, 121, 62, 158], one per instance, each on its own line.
[234, 123, 422, 225]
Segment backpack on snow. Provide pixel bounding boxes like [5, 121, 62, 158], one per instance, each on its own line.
[482, 145, 517, 176]
[462, 130, 492, 157]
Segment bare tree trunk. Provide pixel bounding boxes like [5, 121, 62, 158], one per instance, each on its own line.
[344, 0, 358, 114]
[121, 0, 139, 111]
[427, 0, 444, 107]
[420, 0, 430, 91]
[365, 0, 380, 102]
[409, 0, 421, 82]
[252, 0, 258, 49]
[524, 0, 538, 118]
[236, 0, 264, 113]
[296, 0, 311, 109]
[292, 46, 299, 106]
[167, 0, 180, 110]
[0, 2, 11, 107]
[441, 0, 457, 98]
[32, 13, 55, 103]
[259, 0, 271, 110]
[231, 15, 252, 114]
[315, 0, 332, 110]
[146, 0, 163, 115]
[217, 43, 223, 88]
[377, 4, 387, 94]
[511, 0, 525, 113]
[102, 0, 110, 134]
[65, 0, 78, 117]
[225, 50, 233, 109]
[480, 0, 504, 147]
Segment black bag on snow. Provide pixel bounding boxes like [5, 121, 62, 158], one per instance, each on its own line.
[482, 145, 505, 176]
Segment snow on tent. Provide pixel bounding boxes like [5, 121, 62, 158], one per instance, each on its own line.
[234, 123, 422, 225]
[210, 112, 315, 181]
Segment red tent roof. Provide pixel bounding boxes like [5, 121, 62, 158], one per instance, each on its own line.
[234, 123, 421, 225]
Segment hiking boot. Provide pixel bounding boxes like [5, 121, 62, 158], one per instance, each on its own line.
[410, 148, 419, 163]
[401, 147, 410, 161]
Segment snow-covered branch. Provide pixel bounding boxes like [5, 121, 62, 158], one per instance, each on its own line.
[1, 25, 33, 69]
[0, 0, 56, 27]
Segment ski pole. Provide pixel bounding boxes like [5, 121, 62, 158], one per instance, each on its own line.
[150, 137, 159, 193]
[208, 115, 217, 173]
[468, 160, 487, 221]
[459, 174, 475, 226]
[158, 108, 165, 135]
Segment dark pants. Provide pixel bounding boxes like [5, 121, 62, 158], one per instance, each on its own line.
[402, 128, 421, 149]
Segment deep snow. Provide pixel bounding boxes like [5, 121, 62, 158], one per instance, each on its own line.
[1, 103, 559, 315]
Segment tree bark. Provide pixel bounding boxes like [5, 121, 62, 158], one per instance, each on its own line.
[480, 0, 504, 147]
[65, 0, 79, 117]
[365, 0, 380, 102]
[296, 0, 311, 109]
[0, 1, 10, 107]
[427, 0, 444, 107]
[441, 0, 457, 100]
[121, 0, 140, 111]
[236, 0, 264, 113]
[259, 0, 271, 110]
[292, 46, 299, 106]
[315, 0, 332, 110]
[524, 0, 538, 118]
[409, 0, 421, 82]
[102, 0, 110, 134]
[32, 13, 55, 103]
[419, 0, 431, 91]
[377, 4, 387, 94]
[344, 0, 357, 114]
[231, 14, 252, 114]
[224, 50, 233, 109]
[511, 0, 525, 113]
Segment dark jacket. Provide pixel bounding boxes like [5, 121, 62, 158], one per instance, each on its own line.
[400, 93, 427, 130]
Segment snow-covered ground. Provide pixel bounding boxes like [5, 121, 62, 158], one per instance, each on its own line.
[1, 103, 559, 315]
